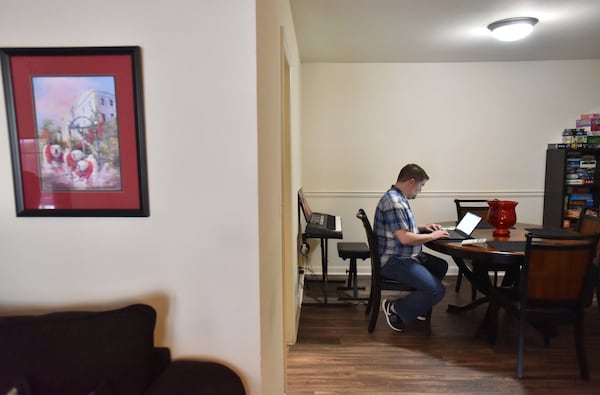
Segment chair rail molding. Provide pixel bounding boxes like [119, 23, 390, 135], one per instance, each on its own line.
[303, 190, 543, 199]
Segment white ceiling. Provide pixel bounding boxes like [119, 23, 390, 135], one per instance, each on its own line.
[290, 0, 600, 63]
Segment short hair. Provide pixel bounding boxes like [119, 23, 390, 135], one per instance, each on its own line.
[397, 163, 429, 183]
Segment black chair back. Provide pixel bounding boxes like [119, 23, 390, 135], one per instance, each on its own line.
[356, 208, 383, 292]
[454, 199, 490, 222]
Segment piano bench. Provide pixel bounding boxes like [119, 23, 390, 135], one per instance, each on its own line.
[337, 242, 370, 302]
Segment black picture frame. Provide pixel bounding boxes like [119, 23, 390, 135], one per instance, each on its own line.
[0, 46, 149, 217]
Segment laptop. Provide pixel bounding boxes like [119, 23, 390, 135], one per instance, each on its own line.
[441, 211, 482, 241]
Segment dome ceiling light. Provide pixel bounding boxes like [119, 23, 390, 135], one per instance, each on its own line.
[487, 17, 539, 42]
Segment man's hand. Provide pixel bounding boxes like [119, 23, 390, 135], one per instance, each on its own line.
[429, 229, 449, 240]
[424, 223, 444, 232]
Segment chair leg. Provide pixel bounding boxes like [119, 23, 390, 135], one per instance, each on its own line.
[455, 269, 463, 292]
[424, 308, 432, 336]
[368, 291, 381, 333]
[456, 261, 476, 301]
[575, 310, 590, 380]
[365, 278, 375, 315]
[517, 313, 526, 378]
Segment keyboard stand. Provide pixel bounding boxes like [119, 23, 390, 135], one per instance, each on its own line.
[303, 234, 343, 304]
[298, 202, 343, 304]
[318, 238, 329, 303]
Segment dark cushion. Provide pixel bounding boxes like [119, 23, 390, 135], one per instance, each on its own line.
[0, 304, 157, 395]
[143, 360, 246, 395]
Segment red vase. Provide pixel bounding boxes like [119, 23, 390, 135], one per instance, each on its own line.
[487, 200, 518, 237]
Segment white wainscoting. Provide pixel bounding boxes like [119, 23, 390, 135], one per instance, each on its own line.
[300, 190, 544, 276]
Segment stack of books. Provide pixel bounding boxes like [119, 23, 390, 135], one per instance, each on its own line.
[577, 113, 600, 144]
[550, 113, 600, 149]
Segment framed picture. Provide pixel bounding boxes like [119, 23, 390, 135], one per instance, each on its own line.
[0, 46, 149, 216]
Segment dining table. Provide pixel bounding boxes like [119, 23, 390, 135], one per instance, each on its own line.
[426, 221, 544, 344]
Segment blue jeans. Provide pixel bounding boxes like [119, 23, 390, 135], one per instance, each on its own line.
[380, 253, 448, 324]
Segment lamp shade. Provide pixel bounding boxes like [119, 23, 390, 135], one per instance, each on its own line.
[488, 17, 538, 42]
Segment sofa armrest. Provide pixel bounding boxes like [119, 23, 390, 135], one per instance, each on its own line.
[143, 360, 245, 395]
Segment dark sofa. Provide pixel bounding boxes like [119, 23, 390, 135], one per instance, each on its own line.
[0, 303, 245, 395]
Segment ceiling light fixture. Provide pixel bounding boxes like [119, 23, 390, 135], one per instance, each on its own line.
[487, 17, 539, 42]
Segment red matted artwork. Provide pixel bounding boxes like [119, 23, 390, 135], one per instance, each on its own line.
[0, 46, 149, 216]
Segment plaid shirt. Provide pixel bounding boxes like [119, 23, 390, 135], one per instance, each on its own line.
[373, 186, 421, 266]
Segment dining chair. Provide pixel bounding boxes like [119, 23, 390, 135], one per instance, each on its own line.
[453, 199, 493, 299]
[575, 207, 600, 308]
[454, 199, 490, 222]
[356, 208, 432, 334]
[490, 231, 599, 380]
[575, 207, 600, 235]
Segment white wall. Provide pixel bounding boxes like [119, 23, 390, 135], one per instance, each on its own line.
[300, 60, 600, 276]
[0, 1, 277, 394]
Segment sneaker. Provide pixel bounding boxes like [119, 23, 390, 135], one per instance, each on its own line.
[417, 315, 427, 321]
[382, 299, 405, 332]
[382, 298, 392, 315]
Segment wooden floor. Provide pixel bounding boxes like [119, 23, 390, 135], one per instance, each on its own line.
[286, 274, 600, 394]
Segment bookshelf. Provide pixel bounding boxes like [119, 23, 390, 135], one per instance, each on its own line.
[543, 144, 600, 229]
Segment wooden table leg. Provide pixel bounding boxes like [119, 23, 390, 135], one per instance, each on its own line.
[447, 257, 492, 313]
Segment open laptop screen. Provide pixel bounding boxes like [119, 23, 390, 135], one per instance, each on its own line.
[456, 211, 482, 235]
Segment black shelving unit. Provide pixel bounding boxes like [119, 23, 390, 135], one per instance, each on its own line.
[543, 144, 600, 229]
